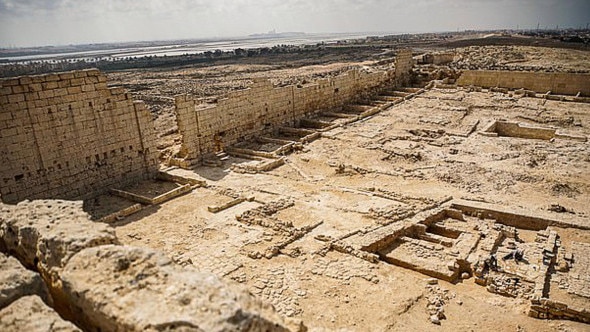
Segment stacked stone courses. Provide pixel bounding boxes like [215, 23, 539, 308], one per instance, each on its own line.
[0, 69, 159, 203]
[456, 70, 590, 96]
[175, 50, 414, 163]
[394, 49, 414, 86]
[175, 65, 404, 162]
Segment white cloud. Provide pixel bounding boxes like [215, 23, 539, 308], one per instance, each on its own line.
[0, 0, 588, 47]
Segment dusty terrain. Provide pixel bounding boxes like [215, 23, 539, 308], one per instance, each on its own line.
[97, 45, 590, 330]
[111, 86, 590, 330]
[2, 35, 590, 331]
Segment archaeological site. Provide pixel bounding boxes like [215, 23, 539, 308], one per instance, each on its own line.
[1, 33, 590, 331]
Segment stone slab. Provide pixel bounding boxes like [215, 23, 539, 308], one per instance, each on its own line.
[60, 245, 290, 332]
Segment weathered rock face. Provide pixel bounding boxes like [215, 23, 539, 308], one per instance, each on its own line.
[60, 245, 290, 332]
[0, 295, 81, 332]
[0, 252, 49, 309]
[1, 199, 295, 331]
[0, 200, 118, 277]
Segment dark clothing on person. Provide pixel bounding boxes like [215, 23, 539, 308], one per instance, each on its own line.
[489, 254, 498, 270]
[503, 248, 524, 262]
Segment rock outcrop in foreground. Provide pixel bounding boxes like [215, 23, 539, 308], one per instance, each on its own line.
[0, 200, 118, 275]
[0, 200, 294, 331]
[61, 245, 288, 332]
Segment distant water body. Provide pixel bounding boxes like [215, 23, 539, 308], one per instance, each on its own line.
[0, 32, 377, 63]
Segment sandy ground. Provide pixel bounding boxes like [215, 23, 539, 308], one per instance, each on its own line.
[112, 88, 590, 331]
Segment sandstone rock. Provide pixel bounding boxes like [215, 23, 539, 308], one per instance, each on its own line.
[0, 252, 49, 309]
[425, 278, 438, 285]
[0, 295, 80, 332]
[430, 314, 440, 325]
[60, 245, 291, 331]
[0, 200, 118, 277]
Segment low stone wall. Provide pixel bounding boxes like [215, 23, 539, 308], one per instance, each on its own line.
[0, 69, 159, 203]
[529, 298, 590, 323]
[481, 120, 587, 142]
[456, 70, 590, 96]
[420, 52, 455, 65]
[450, 199, 590, 230]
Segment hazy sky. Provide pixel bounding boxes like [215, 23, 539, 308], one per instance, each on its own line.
[1, 0, 589, 47]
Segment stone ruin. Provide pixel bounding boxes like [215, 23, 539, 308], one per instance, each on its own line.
[0, 49, 414, 331]
[1, 48, 590, 330]
[455, 70, 590, 96]
[171, 49, 414, 167]
[0, 69, 159, 203]
[337, 199, 590, 322]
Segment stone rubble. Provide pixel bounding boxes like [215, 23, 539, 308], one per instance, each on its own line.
[425, 283, 456, 325]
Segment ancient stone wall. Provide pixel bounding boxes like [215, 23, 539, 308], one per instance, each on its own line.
[421, 52, 455, 65]
[0, 69, 159, 203]
[393, 49, 414, 86]
[175, 78, 300, 160]
[175, 67, 400, 163]
[456, 70, 590, 96]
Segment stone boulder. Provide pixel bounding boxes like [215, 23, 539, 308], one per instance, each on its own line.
[0, 295, 81, 332]
[0, 252, 49, 309]
[0, 200, 118, 279]
[60, 245, 291, 331]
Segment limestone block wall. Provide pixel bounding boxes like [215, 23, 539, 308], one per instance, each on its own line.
[394, 49, 414, 86]
[175, 67, 398, 162]
[494, 121, 555, 140]
[292, 69, 389, 118]
[456, 70, 590, 96]
[0, 69, 159, 203]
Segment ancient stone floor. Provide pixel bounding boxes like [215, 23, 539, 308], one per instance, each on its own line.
[114, 88, 590, 331]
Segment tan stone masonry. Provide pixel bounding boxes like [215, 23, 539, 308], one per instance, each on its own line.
[456, 70, 590, 96]
[174, 49, 414, 164]
[0, 69, 159, 203]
